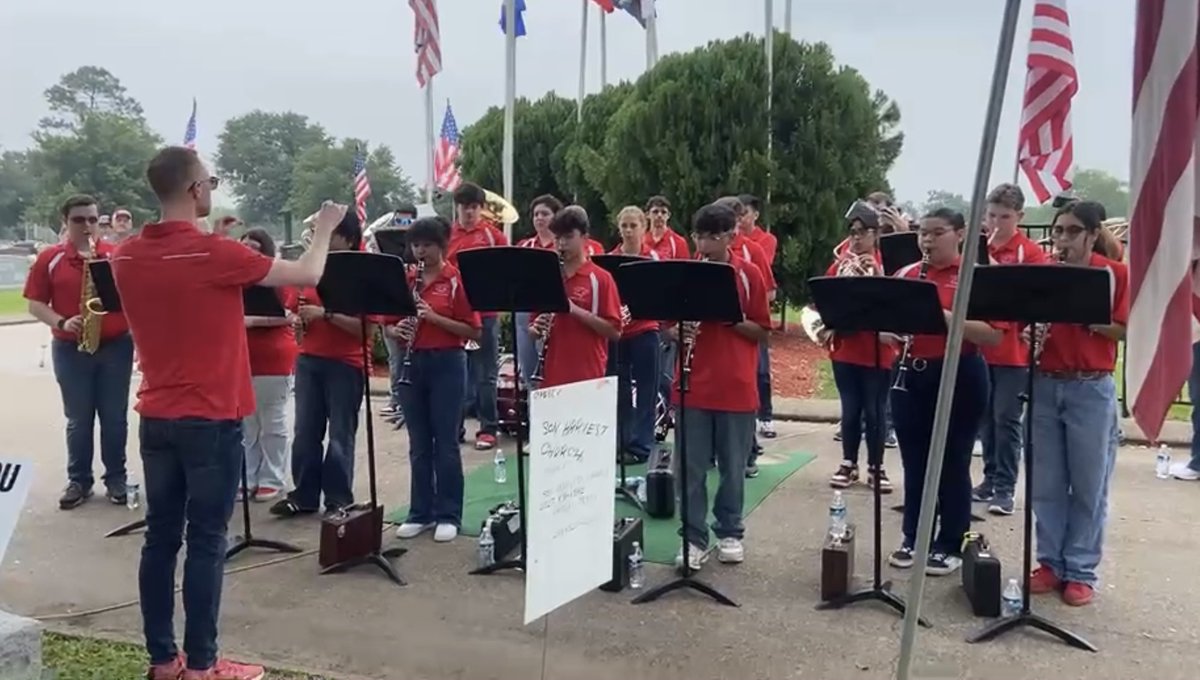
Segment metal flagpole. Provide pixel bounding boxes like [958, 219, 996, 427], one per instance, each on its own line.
[600, 10, 608, 87]
[578, 0, 589, 124]
[894, 0, 1024, 678]
[503, 0, 517, 242]
[645, 3, 658, 70]
[765, 0, 774, 209]
[424, 80, 436, 205]
[784, 0, 793, 35]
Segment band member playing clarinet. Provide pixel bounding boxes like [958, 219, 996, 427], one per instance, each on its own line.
[24, 194, 133, 510]
[1027, 200, 1127, 607]
[530, 206, 622, 388]
[390, 217, 482, 544]
[515, 194, 564, 389]
[889, 208, 1001, 577]
[643, 195, 690, 427]
[672, 203, 771, 571]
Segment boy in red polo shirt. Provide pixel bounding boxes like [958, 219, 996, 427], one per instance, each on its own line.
[737, 194, 781, 444]
[671, 202, 770, 572]
[643, 195, 690, 434]
[530, 206, 622, 388]
[24, 194, 134, 510]
[113, 146, 346, 680]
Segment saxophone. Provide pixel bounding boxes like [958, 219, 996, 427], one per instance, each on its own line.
[397, 261, 425, 386]
[77, 238, 107, 354]
[891, 251, 932, 392]
[530, 255, 567, 385]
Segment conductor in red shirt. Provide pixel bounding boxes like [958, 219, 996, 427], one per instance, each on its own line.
[113, 146, 347, 680]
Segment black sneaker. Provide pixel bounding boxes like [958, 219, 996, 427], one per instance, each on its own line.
[867, 467, 893, 494]
[925, 552, 963, 576]
[830, 462, 858, 489]
[971, 482, 995, 503]
[105, 485, 127, 505]
[988, 492, 1015, 515]
[884, 431, 898, 449]
[745, 462, 760, 478]
[888, 545, 914, 569]
[58, 482, 92, 510]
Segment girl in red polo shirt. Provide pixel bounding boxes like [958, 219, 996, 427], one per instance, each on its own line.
[1027, 200, 1128, 607]
[390, 217, 482, 543]
[515, 195, 564, 389]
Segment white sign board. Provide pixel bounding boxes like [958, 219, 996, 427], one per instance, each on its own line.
[0, 459, 33, 565]
[524, 377, 618, 625]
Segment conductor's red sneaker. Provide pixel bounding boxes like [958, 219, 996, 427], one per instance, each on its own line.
[146, 654, 184, 680]
[1029, 564, 1061, 594]
[1062, 582, 1094, 607]
[182, 659, 265, 680]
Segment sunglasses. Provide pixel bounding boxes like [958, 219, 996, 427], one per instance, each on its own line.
[68, 216, 99, 225]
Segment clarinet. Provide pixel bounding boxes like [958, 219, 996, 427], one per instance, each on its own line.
[397, 261, 425, 386]
[530, 255, 566, 385]
[1032, 250, 1067, 361]
[294, 293, 309, 345]
[680, 255, 710, 392]
[891, 252, 932, 392]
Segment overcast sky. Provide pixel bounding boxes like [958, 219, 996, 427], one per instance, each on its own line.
[0, 0, 1134, 207]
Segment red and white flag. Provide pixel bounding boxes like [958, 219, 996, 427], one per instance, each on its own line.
[1017, 0, 1078, 203]
[1127, 0, 1200, 442]
[410, 0, 442, 88]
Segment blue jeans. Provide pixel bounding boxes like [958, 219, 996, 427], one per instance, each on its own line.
[138, 417, 242, 671]
[757, 341, 773, 420]
[1031, 374, 1118, 586]
[383, 335, 405, 409]
[514, 311, 537, 388]
[891, 354, 989, 554]
[1189, 342, 1200, 470]
[399, 349, 467, 526]
[291, 354, 363, 511]
[51, 334, 133, 491]
[979, 365, 1026, 496]
[607, 330, 662, 460]
[677, 407, 755, 550]
[831, 360, 889, 467]
[464, 315, 499, 435]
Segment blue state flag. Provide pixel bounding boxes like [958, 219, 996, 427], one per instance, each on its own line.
[499, 0, 527, 37]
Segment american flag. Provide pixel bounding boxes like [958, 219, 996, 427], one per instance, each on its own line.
[352, 147, 372, 225]
[434, 103, 462, 192]
[183, 98, 197, 149]
[1127, 0, 1200, 442]
[410, 0, 442, 87]
[616, 0, 654, 27]
[1016, 0, 1077, 204]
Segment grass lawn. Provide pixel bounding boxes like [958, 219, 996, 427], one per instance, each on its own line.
[0, 288, 27, 317]
[43, 632, 337, 680]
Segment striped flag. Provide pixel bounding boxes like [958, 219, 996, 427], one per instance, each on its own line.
[352, 146, 372, 225]
[434, 103, 462, 192]
[1017, 0, 1077, 204]
[615, 0, 654, 27]
[592, 0, 615, 11]
[1127, 0, 1200, 442]
[499, 0, 527, 37]
[410, 0, 442, 87]
[183, 98, 197, 149]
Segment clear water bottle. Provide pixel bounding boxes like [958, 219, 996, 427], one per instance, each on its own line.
[1002, 578, 1022, 617]
[478, 523, 496, 568]
[494, 449, 507, 484]
[635, 476, 647, 503]
[628, 541, 646, 589]
[126, 477, 141, 511]
[1156, 444, 1172, 479]
[828, 490, 847, 541]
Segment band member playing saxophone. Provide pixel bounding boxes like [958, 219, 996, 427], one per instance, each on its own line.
[1025, 200, 1127, 607]
[529, 206, 622, 389]
[24, 194, 133, 510]
[671, 202, 771, 571]
[889, 208, 1001, 577]
[389, 217, 482, 544]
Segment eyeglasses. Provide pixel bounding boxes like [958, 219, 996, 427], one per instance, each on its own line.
[68, 216, 99, 225]
[192, 176, 220, 191]
[847, 227, 874, 238]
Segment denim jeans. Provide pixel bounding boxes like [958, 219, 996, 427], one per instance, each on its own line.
[514, 311, 537, 388]
[383, 335, 405, 409]
[830, 361, 889, 467]
[606, 330, 662, 460]
[891, 354, 989, 554]
[464, 315, 499, 435]
[1189, 342, 1200, 470]
[242, 375, 291, 490]
[51, 334, 133, 491]
[979, 365, 1026, 495]
[291, 354, 363, 511]
[138, 417, 242, 671]
[676, 407, 755, 550]
[756, 340, 773, 420]
[399, 349, 467, 526]
[1030, 374, 1118, 586]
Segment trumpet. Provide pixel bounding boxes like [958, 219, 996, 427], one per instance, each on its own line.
[397, 260, 425, 386]
[530, 255, 567, 384]
[1031, 250, 1068, 361]
[891, 251, 932, 392]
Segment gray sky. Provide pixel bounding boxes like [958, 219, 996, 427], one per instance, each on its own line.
[0, 0, 1134, 207]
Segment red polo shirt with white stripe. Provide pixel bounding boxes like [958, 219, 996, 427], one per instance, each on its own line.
[1039, 252, 1129, 372]
[983, 230, 1050, 366]
[644, 227, 690, 260]
[608, 243, 661, 338]
[539, 260, 623, 388]
[24, 240, 129, 342]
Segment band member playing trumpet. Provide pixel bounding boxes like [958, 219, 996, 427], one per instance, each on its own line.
[530, 206, 622, 388]
[24, 194, 133, 510]
[1027, 200, 1127, 607]
[672, 203, 771, 571]
[889, 208, 1000, 576]
[389, 217, 482, 543]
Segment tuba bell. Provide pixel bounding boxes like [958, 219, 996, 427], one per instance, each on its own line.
[482, 190, 519, 226]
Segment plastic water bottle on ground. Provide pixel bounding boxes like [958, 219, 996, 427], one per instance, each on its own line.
[478, 523, 496, 568]
[1002, 578, 1022, 617]
[628, 542, 646, 590]
[1156, 444, 1172, 479]
[494, 449, 507, 484]
[828, 490, 847, 541]
[126, 477, 141, 511]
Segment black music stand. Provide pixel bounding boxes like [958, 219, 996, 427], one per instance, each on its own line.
[593, 253, 649, 511]
[808, 276, 940, 627]
[879, 233, 922, 276]
[374, 229, 416, 264]
[315, 251, 414, 586]
[226, 287, 304, 560]
[457, 247, 570, 576]
[965, 264, 1109, 652]
[615, 259, 743, 607]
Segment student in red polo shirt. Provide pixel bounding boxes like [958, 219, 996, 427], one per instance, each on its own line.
[24, 194, 134, 510]
[643, 195, 690, 433]
[973, 183, 1049, 516]
[671, 202, 770, 571]
[113, 146, 345, 680]
[388, 217, 482, 543]
[888, 208, 1000, 578]
[446, 182, 509, 450]
[515, 194, 564, 388]
[530, 206, 622, 388]
[737, 194, 781, 444]
[238, 228, 297, 503]
[1027, 200, 1127, 607]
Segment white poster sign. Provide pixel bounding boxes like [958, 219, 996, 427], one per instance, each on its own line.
[0, 459, 33, 565]
[524, 377, 618, 625]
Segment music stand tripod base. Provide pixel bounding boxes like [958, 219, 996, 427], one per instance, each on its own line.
[470, 556, 524, 576]
[320, 546, 409, 586]
[615, 482, 644, 512]
[816, 581, 931, 627]
[631, 573, 739, 607]
[966, 610, 1096, 651]
[105, 518, 146, 538]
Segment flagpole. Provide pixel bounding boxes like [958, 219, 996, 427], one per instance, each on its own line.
[645, 5, 658, 70]
[578, 0, 589, 125]
[784, 0, 793, 34]
[765, 0, 774, 210]
[425, 82, 436, 205]
[600, 10, 608, 87]
[503, 0, 517, 242]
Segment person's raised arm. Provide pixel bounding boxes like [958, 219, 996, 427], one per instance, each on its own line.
[257, 202, 348, 288]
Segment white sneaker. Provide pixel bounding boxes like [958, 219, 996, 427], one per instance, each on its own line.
[395, 522, 435, 539]
[972, 440, 983, 457]
[757, 419, 777, 439]
[673, 543, 708, 572]
[717, 538, 745, 564]
[1170, 461, 1200, 481]
[433, 523, 459, 542]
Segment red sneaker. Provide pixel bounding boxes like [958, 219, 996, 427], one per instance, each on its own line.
[474, 433, 497, 451]
[146, 654, 185, 680]
[1029, 564, 1061, 594]
[1062, 581, 1094, 606]
[182, 659, 265, 680]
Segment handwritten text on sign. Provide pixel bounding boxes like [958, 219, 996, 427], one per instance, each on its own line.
[524, 377, 617, 625]
[0, 459, 33, 566]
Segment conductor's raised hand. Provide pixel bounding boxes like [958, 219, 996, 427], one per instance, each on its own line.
[313, 201, 348, 233]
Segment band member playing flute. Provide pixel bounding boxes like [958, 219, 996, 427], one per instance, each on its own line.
[1027, 200, 1127, 607]
[672, 202, 771, 571]
[889, 208, 1001, 577]
[515, 194, 565, 389]
[390, 217, 482, 543]
[24, 194, 133, 510]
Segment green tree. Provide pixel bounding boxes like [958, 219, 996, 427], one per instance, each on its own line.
[0, 151, 37, 228]
[288, 139, 417, 221]
[39, 66, 145, 132]
[216, 111, 329, 224]
[921, 189, 971, 216]
[561, 82, 636, 242]
[1022, 168, 1130, 224]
